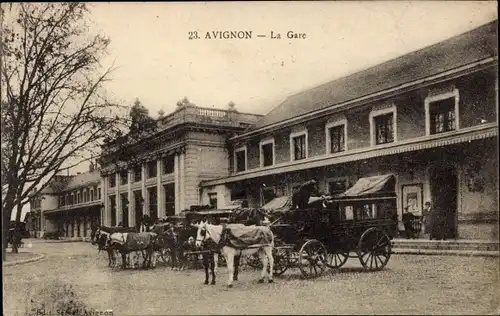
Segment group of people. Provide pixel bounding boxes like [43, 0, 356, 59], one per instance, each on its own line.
[403, 201, 451, 240]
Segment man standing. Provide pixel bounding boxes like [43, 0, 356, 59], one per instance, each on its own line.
[422, 201, 432, 237]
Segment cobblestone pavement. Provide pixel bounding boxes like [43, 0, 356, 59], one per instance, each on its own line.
[3, 240, 499, 315]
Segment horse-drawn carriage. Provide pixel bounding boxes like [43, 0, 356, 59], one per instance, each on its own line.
[266, 174, 398, 278]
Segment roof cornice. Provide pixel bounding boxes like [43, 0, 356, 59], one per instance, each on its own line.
[231, 57, 497, 142]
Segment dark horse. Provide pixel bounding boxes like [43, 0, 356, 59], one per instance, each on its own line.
[92, 225, 156, 269]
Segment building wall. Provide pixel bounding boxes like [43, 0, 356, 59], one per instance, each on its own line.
[229, 69, 497, 176]
[41, 195, 58, 211]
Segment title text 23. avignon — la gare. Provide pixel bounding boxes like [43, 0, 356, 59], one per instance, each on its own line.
[188, 31, 307, 40]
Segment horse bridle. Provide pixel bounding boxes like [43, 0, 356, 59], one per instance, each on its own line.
[196, 225, 209, 244]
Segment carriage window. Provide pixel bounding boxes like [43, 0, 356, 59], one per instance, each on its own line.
[345, 206, 354, 220]
[208, 193, 218, 209]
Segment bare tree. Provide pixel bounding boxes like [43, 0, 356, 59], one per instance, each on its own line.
[0, 3, 125, 257]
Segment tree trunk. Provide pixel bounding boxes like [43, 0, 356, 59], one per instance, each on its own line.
[2, 197, 15, 261]
[11, 200, 23, 254]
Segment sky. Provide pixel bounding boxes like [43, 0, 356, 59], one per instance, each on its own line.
[89, 1, 497, 117]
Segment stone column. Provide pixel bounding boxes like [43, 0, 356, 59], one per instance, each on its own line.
[103, 175, 109, 226]
[141, 163, 148, 215]
[127, 169, 134, 228]
[174, 154, 180, 214]
[157, 158, 164, 218]
[179, 152, 185, 211]
[115, 172, 122, 225]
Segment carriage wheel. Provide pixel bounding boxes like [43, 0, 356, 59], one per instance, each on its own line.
[159, 249, 172, 265]
[246, 253, 262, 269]
[273, 248, 290, 276]
[357, 227, 392, 272]
[298, 239, 327, 278]
[325, 250, 349, 269]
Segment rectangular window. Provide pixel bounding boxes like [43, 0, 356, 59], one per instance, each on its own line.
[90, 190, 94, 201]
[134, 166, 142, 182]
[109, 174, 116, 188]
[374, 113, 394, 144]
[77, 193, 81, 204]
[429, 97, 456, 134]
[97, 188, 101, 200]
[147, 161, 157, 178]
[110, 195, 116, 226]
[163, 156, 175, 174]
[235, 148, 246, 172]
[148, 187, 158, 220]
[260, 142, 274, 167]
[164, 184, 175, 217]
[120, 170, 128, 185]
[292, 134, 307, 160]
[328, 125, 345, 153]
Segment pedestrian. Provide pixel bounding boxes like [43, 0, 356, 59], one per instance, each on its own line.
[426, 201, 442, 240]
[422, 201, 432, 236]
[402, 206, 415, 239]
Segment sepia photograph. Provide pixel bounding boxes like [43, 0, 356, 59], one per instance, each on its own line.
[1, 1, 498, 315]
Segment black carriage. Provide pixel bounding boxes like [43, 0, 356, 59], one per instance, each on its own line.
[269, 174, 398, 278]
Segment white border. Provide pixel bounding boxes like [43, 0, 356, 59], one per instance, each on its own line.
[259, 138, 276, 167]
[233, 145, 248, 173]
[289, 129, 308, 161]
[369, 105, 397, 146]
[325, 118, 348, 154]
[424, 88, 460, 136]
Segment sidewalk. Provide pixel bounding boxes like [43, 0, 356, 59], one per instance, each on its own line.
[392, 238, 499, 257]
[3, 243, 45, 267]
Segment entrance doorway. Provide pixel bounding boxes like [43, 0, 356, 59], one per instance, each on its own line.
[430, 165, 458, 239]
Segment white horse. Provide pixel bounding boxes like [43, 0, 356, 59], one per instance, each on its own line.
[194, 220, 274, 288]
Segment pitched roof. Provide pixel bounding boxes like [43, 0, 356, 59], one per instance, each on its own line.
[247, 20, 498, 132]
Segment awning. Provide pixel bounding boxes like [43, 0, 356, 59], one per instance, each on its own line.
[261, 196, 292, 211]
[336, 174, 395, 198]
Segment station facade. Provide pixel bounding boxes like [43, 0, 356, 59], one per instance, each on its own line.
[200, 21, 498, 240]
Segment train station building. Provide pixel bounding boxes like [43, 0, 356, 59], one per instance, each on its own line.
[97, 103, 262, 228]
[199, 20, 498, 240]
[28, 164, 102, 239]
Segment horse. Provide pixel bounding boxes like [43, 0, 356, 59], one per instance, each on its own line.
[107, 231, 158, 269]
[91, 227, 121, 268]
[193, 220, 274, 288]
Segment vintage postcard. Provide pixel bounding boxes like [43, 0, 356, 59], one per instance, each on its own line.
[2, 1, 498, 315]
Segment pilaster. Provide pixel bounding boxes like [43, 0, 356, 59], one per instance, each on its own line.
[179, 152, 185, 211]
[174, 154, 180, 214]
[115, 172, 122, 224]
[127, 169, 134, 227]
[141, 163, 148, 215]
[103, 175, 109, 226]
[157, 159, 164, 218]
